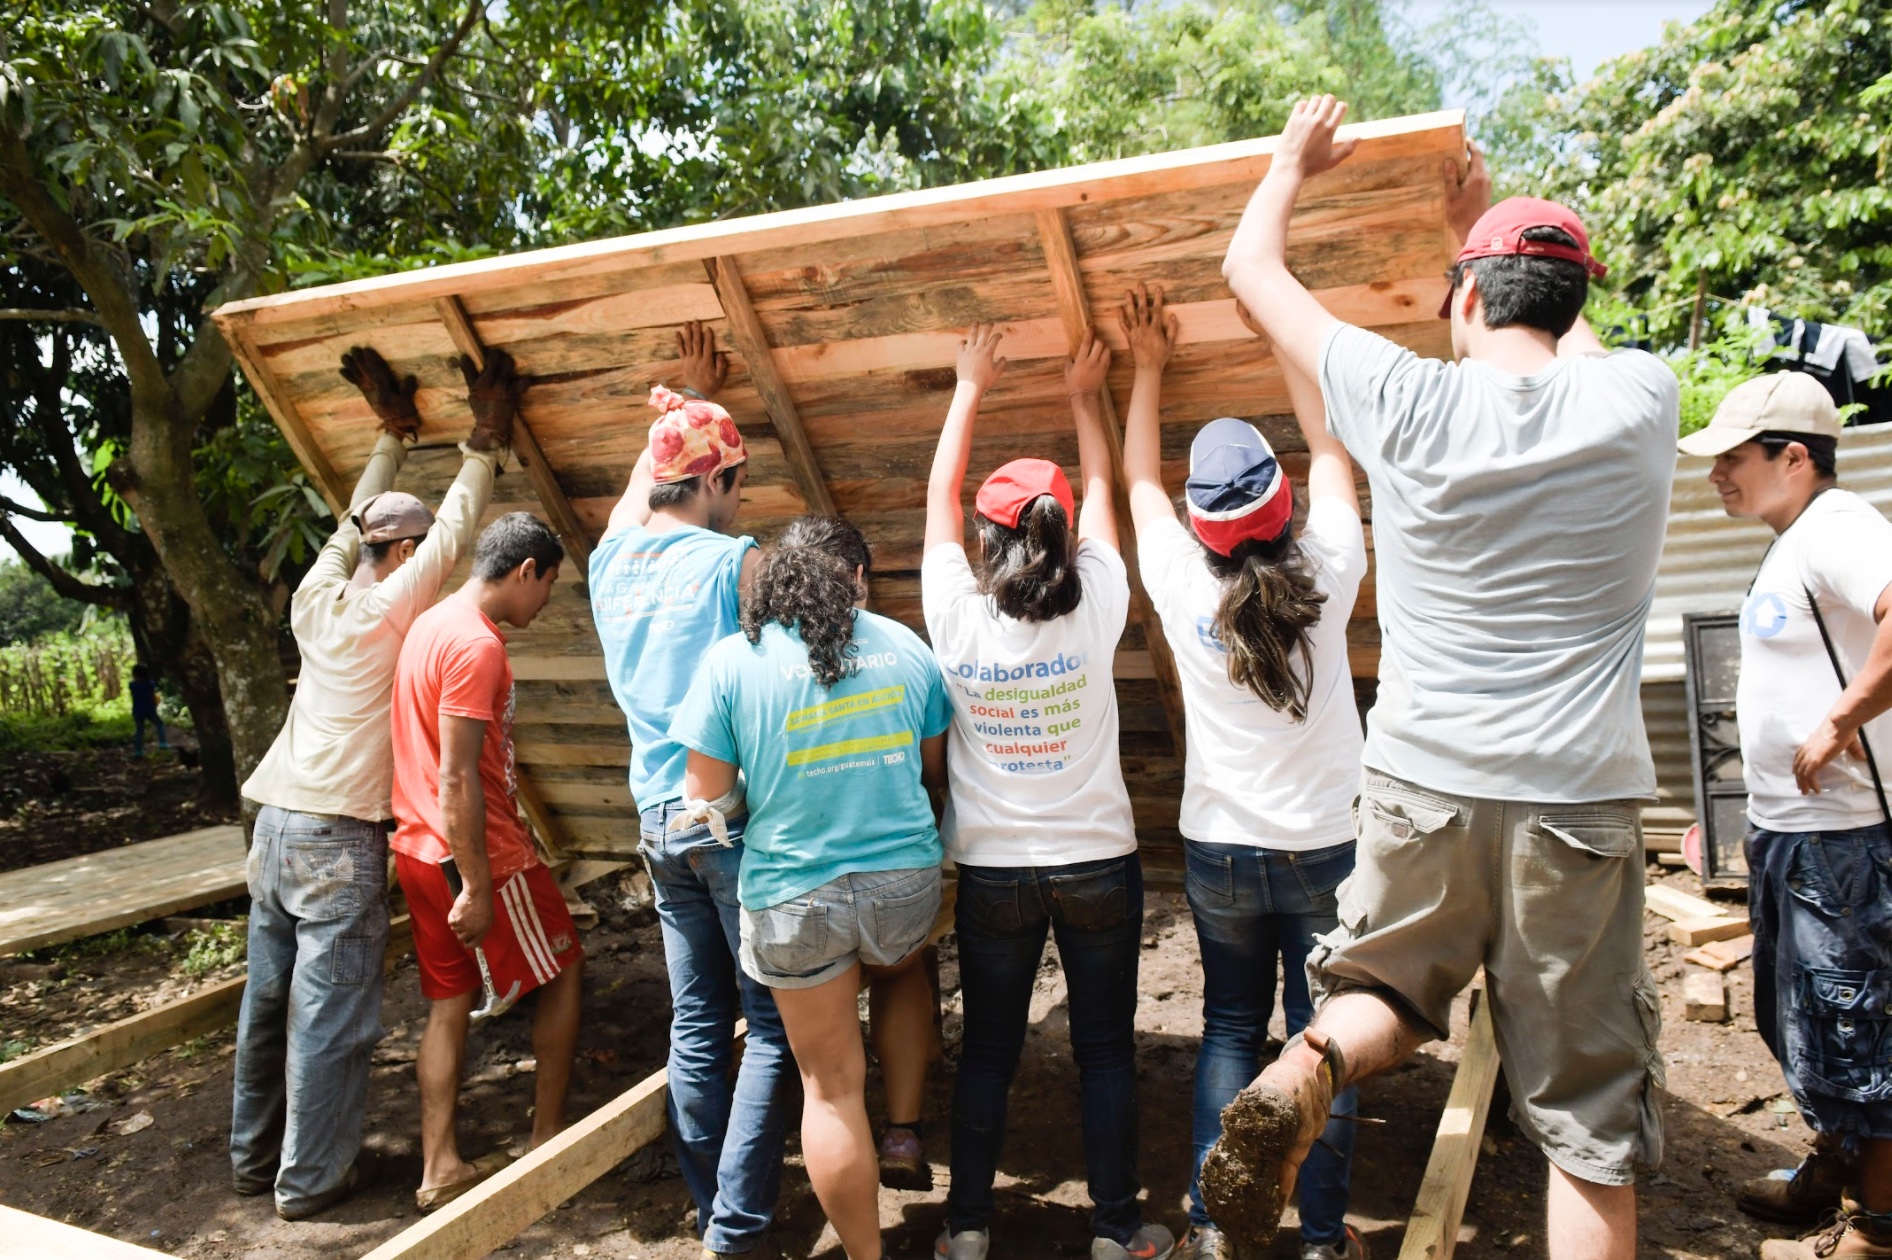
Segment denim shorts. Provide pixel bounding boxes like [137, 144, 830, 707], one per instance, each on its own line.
[738, 866, 942, 990]
[1749, 822, 1892, 1143]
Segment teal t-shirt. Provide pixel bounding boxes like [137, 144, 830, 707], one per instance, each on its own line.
[589, 523, 756, 810]
[670, 611, 952, 909]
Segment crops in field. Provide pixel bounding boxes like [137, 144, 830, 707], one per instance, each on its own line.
[0, 630, 130, 718]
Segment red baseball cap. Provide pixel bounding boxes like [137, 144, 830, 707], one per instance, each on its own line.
[975, 458, 1075, 529]
[1440, 197, 1607, 318]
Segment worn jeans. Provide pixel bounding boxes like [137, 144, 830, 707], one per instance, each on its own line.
[1185, 839, 1359, 1246]
[230, 805, 390, 1211]
[948, 853, 1146, 1244]
[641, 802, 794, 1254]
[1749, 822, 1892, 1144]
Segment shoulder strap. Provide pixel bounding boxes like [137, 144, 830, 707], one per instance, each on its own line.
[1803, 583, 1892, 826]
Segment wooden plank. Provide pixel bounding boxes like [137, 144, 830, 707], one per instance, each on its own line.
[1398, 988, 1500, 1260]
[0, 825, 247, 957]
[1643, 884, 1725, 923]
[225, 332, 349, 515]
[705, 256, 838, 517]
[1684, 934, 1754, 972]
[1670, 916, 1749, 947]
[436, 296, 595, 574]
[1683, 970, 1729, 1022]
[1036, 206, 1190, 759]
[0, 1204, 176, 1259]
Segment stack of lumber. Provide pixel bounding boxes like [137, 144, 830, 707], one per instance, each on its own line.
[212, 111, 1468, 867]
[1645, 882, 1750, 1023]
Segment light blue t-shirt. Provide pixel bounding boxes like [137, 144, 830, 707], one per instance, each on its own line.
[670, 611, 952, 909]
[589, 523, 755, 809]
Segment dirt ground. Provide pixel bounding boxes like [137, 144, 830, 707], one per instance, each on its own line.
[0, 864, 1822, 1259]
[0, 742, 234, 874]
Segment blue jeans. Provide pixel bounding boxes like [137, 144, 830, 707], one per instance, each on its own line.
[133, 712, 166, 756]
[948, 853, 1146, 1244]
[1185, 839, 1358, 1246]
[230, 806, 390, 1211]
[641, 803, 794, 1254]
[1749, 822, 1892, 1144]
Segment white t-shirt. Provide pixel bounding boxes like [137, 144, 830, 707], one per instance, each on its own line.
[1737, 489, 1892, 832]
[921, 539, 1137, 867]
[1319, 324, 1680, 803]
[1140, 500, 1366, 849]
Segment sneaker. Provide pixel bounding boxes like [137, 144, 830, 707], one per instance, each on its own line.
[1760, 1206, 1892, 1258]
[1739, 1139, 1858, 1226]
[935, 1226, 991, 1260]
[1175, 1225, 1233, 1260]
[879, 1125, 933, 1191]
[276, 1164, 359, 1222]
[1093, 1223, 1177, 1260]
[1300, 1224, 1369, 1260]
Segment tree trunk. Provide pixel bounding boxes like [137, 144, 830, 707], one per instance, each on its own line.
[175, 635, 237, 803]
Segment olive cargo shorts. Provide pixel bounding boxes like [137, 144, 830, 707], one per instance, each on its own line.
[1309, 770, 1666, 1186]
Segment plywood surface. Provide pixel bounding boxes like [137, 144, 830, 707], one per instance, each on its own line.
[214, 111, 1465, 858]
[0, 825, 247, 957]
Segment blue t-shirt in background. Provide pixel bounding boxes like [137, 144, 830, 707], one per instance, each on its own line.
[589, 523, 755, 810]
[670, 611, 952, 909]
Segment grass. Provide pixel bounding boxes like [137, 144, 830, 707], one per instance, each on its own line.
[180, 922, 247, 976]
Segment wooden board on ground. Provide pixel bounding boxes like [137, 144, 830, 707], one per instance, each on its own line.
[1683, 970, 1730, 1022]
[1669, 916, 1749, 947]
[1644, 884, 1728, 924]
[0, 825, 247, 957]
[1684, 934, 1754, 972]
[212, 112, 1468, 861]
[1398, 988, 1500, 1260]
[0, 1203, 176, 1259]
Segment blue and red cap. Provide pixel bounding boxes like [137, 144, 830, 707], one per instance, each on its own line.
[1185, 418, 1292, 556]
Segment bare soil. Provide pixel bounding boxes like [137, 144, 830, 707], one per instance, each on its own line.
[0, 866, 1820, 1259]
[0, 742, 234, 874]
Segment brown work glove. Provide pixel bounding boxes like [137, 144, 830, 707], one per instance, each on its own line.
[458, 348, 529, 453]
[339, 346, 421, 441]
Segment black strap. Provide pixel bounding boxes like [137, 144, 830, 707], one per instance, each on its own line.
[1803, 583, 1892, 826]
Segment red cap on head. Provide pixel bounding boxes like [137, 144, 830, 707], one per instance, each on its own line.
[1439, 197, 1607, 318]
[974, 458, 1075, 529]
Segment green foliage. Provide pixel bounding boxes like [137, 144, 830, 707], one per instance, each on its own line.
[0, 625, 139, 751]
[180, 921, 246, 975]
[0, 561, 88, 646]
[194, 394, 333, 586]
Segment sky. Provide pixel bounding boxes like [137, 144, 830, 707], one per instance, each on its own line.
[0, 0, 1720, 567]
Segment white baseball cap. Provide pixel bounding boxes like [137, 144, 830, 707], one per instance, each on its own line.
[1677, 372, 1841, 457]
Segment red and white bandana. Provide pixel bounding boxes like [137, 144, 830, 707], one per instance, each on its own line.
[647, 386, 747, 484]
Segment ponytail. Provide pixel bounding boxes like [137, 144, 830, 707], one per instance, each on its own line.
[742, 515, 872, 687]
[1202, 529, 1326, 722]
[975, 495, 1083, 623]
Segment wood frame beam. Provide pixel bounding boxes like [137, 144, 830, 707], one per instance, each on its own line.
[1397, 987, 1500, 1260]
[1034, 207, 1191, 761]
[704, 256, 838, 518]
[0, 1204, 176, 1259]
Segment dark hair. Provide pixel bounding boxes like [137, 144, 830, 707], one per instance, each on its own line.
[1199, 524, 1327, 722]
[1446, 226, 1590, 337]
[742, 515, 872, 687]
[974, 496, 1082, 623]
[362, 538, 399, 566]
[131, 664, 151, 681]
[649, 464, 742, 511]
[471, 512, 565, 581]
[1756, 429, 1839, 479]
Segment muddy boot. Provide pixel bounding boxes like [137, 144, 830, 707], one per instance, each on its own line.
[1760, 1202, 1892, 1258]
[1198, 1028, 1345, 1251]
[1740, 1136, 1858, 1226]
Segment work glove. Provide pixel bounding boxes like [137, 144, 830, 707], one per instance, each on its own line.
[459, 349, 529, 453]
[339, 346, 421, 441]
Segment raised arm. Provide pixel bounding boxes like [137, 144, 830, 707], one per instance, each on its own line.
[609, 321, 731, 533]
[925, 324, 1008, 555]
[1236, 300, 1358, 517]
[1064, 332, 1118, 550]
[1117, 284, 1181, 532]
[1222, 96, 1359, 382]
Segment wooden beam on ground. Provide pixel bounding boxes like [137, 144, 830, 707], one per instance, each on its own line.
[0, 1204, 176, 1259]
[1398, 988, 1500, 1260]
[1034, 207, 1191, 760]
[435, 296, 594, 574]
[0, 825, 247, 958]
[704, 256, 838, 517]
[223, 334, 349, 516]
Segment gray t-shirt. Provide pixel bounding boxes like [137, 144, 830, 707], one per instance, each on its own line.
[1319, 324, 1680, 803]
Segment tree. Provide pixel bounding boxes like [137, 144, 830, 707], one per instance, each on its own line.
[0, 557, 86, 646]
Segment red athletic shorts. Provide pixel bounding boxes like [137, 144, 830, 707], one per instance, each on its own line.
[395, 854, 582, 1002]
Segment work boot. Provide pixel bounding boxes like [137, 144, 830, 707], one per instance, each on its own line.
[1740, 1138, 1858, 1226]
[1759, 1202, 1892, 1258]
[1198, 1028, 1345, 1251]
[879, 1124, 933, 1191]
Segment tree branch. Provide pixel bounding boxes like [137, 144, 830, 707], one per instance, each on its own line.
[0, 514, 131, 610]
[323, 0, 487, 151]
[0, 307, 107, 327]
[0, 495, 74, 524]
[171, 311, 235, 423]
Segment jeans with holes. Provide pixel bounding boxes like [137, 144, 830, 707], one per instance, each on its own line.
[1749, 821, 1892, 1145]
[1185, 839, 1358, 1246]
[230, 805, 390, 1210]
[641, 803, 794, 1254]
[947, 853, 1146, 1244]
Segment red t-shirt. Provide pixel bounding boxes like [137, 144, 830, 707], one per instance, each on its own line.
[390, 596, 537, 881]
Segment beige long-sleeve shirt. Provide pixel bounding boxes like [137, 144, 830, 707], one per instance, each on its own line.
[242, 434, 497, 820]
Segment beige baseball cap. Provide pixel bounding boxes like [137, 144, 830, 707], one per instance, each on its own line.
[1677, 371, 1841, 457]
[353, 491, 434, 544]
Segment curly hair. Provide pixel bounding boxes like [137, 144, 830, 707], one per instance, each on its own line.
[1200, 521, 1327, 722]
[974, 495, 1083, 623]
[741, 515, 873, 687]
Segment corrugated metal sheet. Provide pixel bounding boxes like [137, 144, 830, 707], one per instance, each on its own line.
[1643, 421, 1892, 682]
[1643, 679, 1693, 813]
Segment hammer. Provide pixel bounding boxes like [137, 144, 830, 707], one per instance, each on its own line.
[438, 856, 522, 1025]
